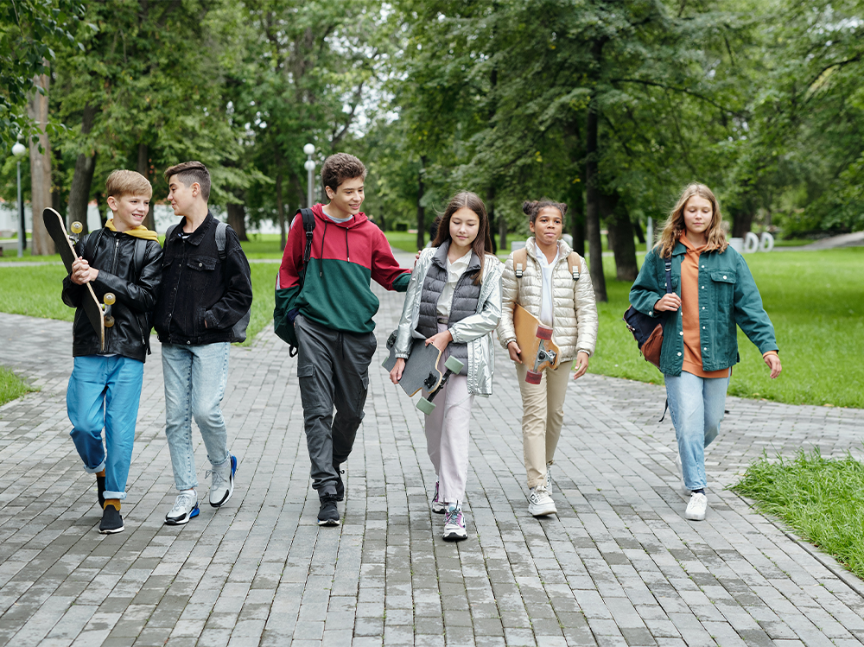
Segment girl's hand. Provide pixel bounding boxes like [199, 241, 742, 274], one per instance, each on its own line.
[764, 353, 782, 379]
[426, 330, 453, 353]
[390, 358, 406, 384]
[507, 341, 522, 364]
[414, 250, 422, 267]
[572, 352, 590, 380]
[654, 293, 681, 312]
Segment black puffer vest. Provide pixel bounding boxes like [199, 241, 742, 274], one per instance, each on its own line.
[416, 242, 482, 374]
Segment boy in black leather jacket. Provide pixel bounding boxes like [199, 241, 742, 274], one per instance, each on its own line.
[62, 170, 163, 534]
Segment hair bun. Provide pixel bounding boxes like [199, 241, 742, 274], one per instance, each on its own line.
[522, 201, 537, 216]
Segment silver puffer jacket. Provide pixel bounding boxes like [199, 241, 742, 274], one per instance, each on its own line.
[497, 237, 598, 361]
[395, 247, 504, 396]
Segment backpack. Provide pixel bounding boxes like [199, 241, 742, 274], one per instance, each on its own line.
[622, 258, 672, 371]
[273, 208, 316, 356]
[512, 247, 582, 283]
[166, 220, 250, 342]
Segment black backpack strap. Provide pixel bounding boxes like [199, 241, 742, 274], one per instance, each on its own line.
[215, 221, 228, 260]
[664, 259, 673, 294]
[165, 223, 179, 244]
[133, 238, 146, 281]
[82, 227, 106, 262]
[299, 208, 315, 269]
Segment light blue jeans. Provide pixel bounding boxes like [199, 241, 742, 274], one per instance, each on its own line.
[67, 355, 144, 500]
[665, 371, 730, 491]
[162, 343, 231, 491]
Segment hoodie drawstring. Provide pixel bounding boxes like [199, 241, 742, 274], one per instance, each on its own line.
[320, 221, 328, 277]
[345, 228, 349, 262]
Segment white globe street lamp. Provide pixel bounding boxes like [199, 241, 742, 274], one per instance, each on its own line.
[303, 144, 315, 208]
[12, 142, 27, 257]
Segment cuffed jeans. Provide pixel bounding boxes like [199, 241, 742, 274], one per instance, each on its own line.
[516, 360, 572, 488]
[295, 314, 376, 499]
[162, 342, 231, 491]
[67, 355, 144, 500]
[665, 371, 730, 491]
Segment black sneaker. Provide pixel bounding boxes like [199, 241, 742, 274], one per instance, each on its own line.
[334, 465, 345, 502]
[99, 506, 124, 534]
[96, 474, 106, 509]
[317, 496, 340, 526]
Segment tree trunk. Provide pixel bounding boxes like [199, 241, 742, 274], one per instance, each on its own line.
[27, 73, 55, 256]
[571, 209, 585, 257]
[585, 89, 607, 302]
[732, 211, 754, 238]
[68, 104, 98, 235]
[137, 143, 156, 231]
[276, 171, 286, 251]
[603, 192, 638, 282]
[416, 156, 426, 250]
[95, 191, 108, 228]
[52, 146, 65, 220]
[226, 203, 248, 241]
[632, 218, 645, 244]
[486, 186, 498, 255]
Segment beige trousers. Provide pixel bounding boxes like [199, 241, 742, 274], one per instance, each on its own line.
[516, 360, 572, 488]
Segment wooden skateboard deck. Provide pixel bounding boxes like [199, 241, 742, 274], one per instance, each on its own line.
[43, 208, 114, 352]
[513, 304, 560, 383]
[382, 330, 465, 414]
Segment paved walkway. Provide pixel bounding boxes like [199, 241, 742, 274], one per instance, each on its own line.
[1, 252, 864, 647]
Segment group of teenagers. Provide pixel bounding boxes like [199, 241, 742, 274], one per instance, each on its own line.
[61, 152, 781, 539]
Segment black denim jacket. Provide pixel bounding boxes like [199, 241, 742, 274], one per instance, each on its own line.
[154, 213, 253, 345]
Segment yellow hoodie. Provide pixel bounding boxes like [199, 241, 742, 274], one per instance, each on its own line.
[105, 219, 160, 242]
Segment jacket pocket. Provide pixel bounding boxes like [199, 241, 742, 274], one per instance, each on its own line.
[710, 270, 737, 310]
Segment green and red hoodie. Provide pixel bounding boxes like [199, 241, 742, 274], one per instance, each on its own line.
[275, 204, 411, 335]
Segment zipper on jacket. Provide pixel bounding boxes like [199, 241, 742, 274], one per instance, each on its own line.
[104, 236, 120, 354]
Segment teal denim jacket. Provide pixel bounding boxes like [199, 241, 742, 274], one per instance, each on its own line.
[629, 242, 778, 376]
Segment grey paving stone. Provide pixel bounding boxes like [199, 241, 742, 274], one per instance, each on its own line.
[2, 253, 864, 646]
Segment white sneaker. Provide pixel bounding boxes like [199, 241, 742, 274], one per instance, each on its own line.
[685, 492, 708, 521]
[528, 485, 557, 517]
[443, 504, 467, 541]
[165, 490, 200, 525]
[674, 452, 687, 493]
[207, 455, 237, 508]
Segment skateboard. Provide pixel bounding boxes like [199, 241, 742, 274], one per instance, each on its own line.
[382, 330, 464, 415]
[513, 304, 560, 384]
[43, 208, 116, 352]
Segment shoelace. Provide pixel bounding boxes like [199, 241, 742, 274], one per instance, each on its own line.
[172, 492, 196, 512]
[445, 508, 464, 527]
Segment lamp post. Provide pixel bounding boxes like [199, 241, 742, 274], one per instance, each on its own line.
[12, 142, 27, 257]
[303, 143, 315, 208]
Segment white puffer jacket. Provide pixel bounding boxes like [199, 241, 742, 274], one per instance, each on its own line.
[497, 237, 598, 361]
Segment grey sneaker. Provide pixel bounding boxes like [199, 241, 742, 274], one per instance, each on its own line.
[165, 490, 199, 525]
[528, 485, 557, 517]
[207, 455, 237, 508]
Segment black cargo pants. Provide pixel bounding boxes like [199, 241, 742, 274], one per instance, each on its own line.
[294, 314, 377, 499]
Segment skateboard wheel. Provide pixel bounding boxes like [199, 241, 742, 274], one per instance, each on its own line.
[444, 356, 464, 373]
[104, 315, 115, 328]
[70, 221, 83, 234]
[104, 293, 116, 305]
[525, 370, 542, 384]
[417, 398, 436, 415]
[536, 325, 553, 340]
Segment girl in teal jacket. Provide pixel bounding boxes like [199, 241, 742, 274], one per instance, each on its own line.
[629, 184, 781, 522]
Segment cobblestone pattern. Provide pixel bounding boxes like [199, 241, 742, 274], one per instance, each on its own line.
[1, 250, 863, 647]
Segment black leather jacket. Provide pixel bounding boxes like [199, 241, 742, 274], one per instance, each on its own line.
[154, 213, 252, 345]
[61, 228, 163, 362]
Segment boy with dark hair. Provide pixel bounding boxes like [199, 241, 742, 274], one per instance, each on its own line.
[275, 152, 411, 526]
[63, 169, 163, 534]
[155, 160, 253, 525]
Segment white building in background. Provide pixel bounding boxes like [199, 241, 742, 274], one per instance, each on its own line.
[0, 200, 281, 237]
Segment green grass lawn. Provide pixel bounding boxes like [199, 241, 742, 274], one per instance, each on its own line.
[0, 366, 34, 406]
[732, 449, 864, 579]
[0, 246, 861, 408]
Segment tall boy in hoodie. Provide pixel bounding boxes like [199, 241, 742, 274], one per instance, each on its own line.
[275, 153, 411, 526]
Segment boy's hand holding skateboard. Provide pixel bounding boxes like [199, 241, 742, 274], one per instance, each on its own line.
[70, 258, 99, 285]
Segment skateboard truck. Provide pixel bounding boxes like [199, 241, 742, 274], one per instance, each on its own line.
[102, 293, 116, 328]
[525, 325, 557, 384]
[417, 356, 464, 415]
[69, 221, 83, 245]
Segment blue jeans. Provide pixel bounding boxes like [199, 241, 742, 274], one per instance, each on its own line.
[67, 355, 144, 500]
[162, 343, 231, 491]
[665, 371, 730, 491]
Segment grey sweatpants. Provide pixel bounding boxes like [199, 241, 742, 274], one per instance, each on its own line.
[295, 314, 377, 498]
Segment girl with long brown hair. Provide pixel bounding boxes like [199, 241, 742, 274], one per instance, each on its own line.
[630, 183, 781, 521]
[388, 191, 503, 541]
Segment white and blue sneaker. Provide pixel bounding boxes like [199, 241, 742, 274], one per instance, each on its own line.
[208, 455, 237, 508]
[165, 490, 199, 525]
[443, 503, 467, 541]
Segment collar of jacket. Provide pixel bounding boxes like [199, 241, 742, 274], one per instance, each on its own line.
[178, 211, 215, 247]
[431, 240, 481, 273]
[525, 236, 574, 263]
[672, 241, 688, 257]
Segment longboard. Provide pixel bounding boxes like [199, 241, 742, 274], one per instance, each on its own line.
[513, 303, 560, 384]
[42, 208, 115, 352]
[382, 330, 464, 414]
